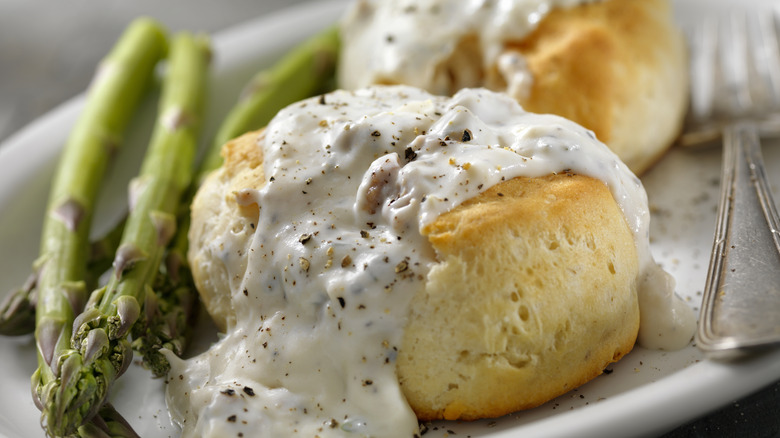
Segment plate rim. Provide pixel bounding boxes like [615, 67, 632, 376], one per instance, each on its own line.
[1, 1, 779, 437]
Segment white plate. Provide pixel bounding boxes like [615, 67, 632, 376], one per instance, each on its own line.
[1, 1, 779, 437]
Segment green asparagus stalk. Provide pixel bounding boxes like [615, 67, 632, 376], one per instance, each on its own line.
[28, 17, 168, 437]
[198, 24, 340, 180]
[37, 32, 209, 437]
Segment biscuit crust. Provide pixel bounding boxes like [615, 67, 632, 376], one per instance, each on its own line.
[399, 173, 639, 420]
[508, 0, 688, 174]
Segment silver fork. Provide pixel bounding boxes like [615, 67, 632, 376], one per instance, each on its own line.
[682, 7, 780, 358]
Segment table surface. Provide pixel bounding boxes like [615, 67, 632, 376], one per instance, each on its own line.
[0, 1, 778, 437]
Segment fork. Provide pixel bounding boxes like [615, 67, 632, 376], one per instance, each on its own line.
[682, 7, 780, 358]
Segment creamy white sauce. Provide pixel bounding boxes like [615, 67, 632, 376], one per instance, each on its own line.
[339, 0, 599, 99]
[166, 86, 694, 437]
[637, 264, 697, 350]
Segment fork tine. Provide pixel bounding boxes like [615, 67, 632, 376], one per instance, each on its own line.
[742, 8, 780, 114]
[680, 6, 780, 145]
[748, 6, 780, 136]
[716, 11, 752, 117]
[756, 7, 780, 109]
[689, 17, 717, 122]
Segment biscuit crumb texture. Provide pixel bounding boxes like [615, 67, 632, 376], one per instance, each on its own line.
[400, 173, 639, 420]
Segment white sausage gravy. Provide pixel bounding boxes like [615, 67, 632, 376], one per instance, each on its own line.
[165, 86, 695, 437]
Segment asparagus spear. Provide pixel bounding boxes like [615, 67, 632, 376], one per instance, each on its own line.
[198, 24, 340, 180]
[37, 32, 210, 436]
[28, 18, 168, 437]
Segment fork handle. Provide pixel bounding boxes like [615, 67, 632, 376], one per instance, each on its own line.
[697, 121, 780, 358]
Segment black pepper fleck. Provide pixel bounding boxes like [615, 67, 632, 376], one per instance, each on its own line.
[404, 147, 417, 162]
